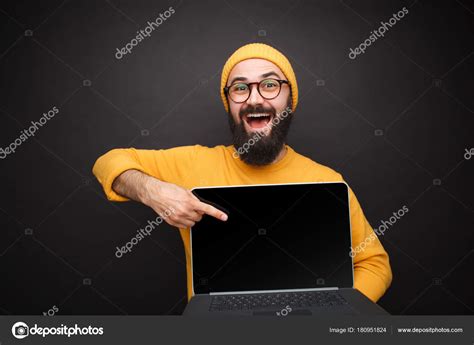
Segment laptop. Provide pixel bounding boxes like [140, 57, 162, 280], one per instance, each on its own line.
[183, 182, 389, 316]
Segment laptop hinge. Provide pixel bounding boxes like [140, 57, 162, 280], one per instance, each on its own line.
[209, 287, 339, 295]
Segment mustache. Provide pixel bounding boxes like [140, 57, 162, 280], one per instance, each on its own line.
[239, 105, 276, 119]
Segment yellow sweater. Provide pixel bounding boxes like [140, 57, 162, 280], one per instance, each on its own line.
[93, 144, 392, 303]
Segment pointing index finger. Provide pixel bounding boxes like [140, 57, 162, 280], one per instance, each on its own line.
[194, 201, 228, 221]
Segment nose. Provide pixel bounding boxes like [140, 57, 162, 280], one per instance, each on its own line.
[246, 84, 264, 107]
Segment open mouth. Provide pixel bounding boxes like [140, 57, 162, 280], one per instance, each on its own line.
[242, 113, 273, 130]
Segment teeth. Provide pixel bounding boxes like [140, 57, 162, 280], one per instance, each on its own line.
[247, 113, 271, 118]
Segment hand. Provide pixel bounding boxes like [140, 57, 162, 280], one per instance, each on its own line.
[141, 178, 228, 229]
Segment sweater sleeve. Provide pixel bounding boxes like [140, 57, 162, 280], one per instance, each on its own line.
[92, 145, 199, 201]
[347, 184, 393, 302]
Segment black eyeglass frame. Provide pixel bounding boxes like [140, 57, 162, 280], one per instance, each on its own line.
[223, 79, 290, 103]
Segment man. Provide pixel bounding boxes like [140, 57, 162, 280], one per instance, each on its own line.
[93, 43, 392, 304]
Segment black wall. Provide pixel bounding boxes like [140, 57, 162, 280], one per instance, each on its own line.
[0, 0, 473, 315]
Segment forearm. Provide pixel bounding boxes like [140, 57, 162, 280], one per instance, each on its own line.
[344, 185, 392, 302]
[353, 248, 392, 302]
[354, 262, 392, 302]
[92, 146, 198, 201]
[92, 148, 158, 201]
[112, 169, 155, 204]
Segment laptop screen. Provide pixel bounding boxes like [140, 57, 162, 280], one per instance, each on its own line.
[191, 182, 353, 294]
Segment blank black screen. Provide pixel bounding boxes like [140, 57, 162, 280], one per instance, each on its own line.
[191, 183, 353, 294]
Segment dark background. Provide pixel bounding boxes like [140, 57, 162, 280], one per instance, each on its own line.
[0, 0, 473, 315]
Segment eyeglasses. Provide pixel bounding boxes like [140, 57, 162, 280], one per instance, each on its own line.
[224, 78, 289, 104]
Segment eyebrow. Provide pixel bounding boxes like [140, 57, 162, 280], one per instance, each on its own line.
[228, 71, 282, 85]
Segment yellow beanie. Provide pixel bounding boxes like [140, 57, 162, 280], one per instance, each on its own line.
[220, 43, 298, 113]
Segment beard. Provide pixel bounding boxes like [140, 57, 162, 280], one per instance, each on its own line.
[228, 100, 293, 166]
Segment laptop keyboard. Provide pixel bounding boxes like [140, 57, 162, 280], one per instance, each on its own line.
[209, 290, 348, 312]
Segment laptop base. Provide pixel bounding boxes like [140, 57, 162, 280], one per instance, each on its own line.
[183, 288, 389, 316]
